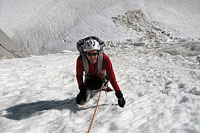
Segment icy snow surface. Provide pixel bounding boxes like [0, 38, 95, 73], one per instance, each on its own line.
[0, 43, 200, 133]
[0, 0, 200, 133]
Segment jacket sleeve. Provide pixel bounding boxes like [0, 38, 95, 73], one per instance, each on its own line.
[76, 56, 84, 86]
[103, 54, 120, 91]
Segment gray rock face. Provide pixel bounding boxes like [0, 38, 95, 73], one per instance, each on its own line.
[0, 29, 28, 59]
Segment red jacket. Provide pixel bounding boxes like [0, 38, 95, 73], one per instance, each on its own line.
[76, 53, 120, 91]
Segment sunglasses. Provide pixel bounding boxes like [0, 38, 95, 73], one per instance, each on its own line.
[87, 52, 98, 56]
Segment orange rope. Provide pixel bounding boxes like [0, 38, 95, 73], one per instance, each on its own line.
[87, 83, 104, 133]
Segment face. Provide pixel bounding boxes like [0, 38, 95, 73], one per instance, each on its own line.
[86, 50, 99, 64]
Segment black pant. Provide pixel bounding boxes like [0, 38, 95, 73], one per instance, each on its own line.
[76, 76, 108, 104]
[85, 76, 103, 90]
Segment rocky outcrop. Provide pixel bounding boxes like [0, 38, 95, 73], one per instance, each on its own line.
[0, 29, 28, 59]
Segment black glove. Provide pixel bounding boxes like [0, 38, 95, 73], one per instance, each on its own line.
[76, 85, 87, 104]
[79, 85, 87, 94]
[115, 91, 126, 108]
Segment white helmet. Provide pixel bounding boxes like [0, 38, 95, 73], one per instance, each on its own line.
[83, 39, 100, 52]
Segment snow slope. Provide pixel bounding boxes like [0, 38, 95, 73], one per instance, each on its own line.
[0, 0, 199, 55]
[0, 29, 28, 59]
[0, 42, 200, 133]
[0, 0, 200, 133]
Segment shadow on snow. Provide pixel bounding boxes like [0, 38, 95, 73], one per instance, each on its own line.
[2, 97, 109, 120]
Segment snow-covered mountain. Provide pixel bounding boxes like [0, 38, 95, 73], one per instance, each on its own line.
[0, 0, 200, 133]
[0, 0, 200, 55]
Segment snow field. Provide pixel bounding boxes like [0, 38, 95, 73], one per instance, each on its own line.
[0, 42, 200, 132]
[0, 0, 200, 132]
